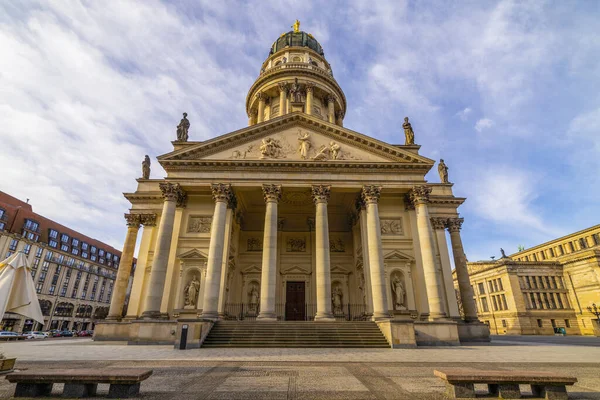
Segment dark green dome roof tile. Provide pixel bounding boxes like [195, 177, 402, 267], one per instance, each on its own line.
[270, 31, 324, 56]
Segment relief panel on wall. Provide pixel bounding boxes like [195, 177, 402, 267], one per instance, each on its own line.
[187, 216, 212, 233]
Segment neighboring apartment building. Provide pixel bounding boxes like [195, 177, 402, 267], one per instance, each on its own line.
[454, 225, 600, 336]
[0, 191, 135, 332]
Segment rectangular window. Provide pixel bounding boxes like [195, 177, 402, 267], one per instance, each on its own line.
[543, 293, 551, 309]
[549, 248, 555, 257]
[41, 261, 50, 271]
[36, 247, 43, 257]
[48, 285, 55, 295]
[501, 294, 508, 310]
[9, 239, 18, 251]
[81, 242, 89, 250]
[549, 293, 557, 309]
[565, 319, 570, 328]
[49, 240, 57, 248]
[481, 297, 489, 312]
[60, 233, 69, 243]
[478, 282, 485, 295]
[90, 246, 97, 254]
[536, 293, 544, 309]
[557, 294, 564, 309]
[545, 276, 551, 289]
[569, 242, 575, 252]
[33, 258, 40, 268]
[498, 278, 504, 291]
[82, 251, 88, 258]
[23, 244, 31, 254]
[579, 238, 587, 249]
[90, 255, 97, 262]
[529, 293, 537, 309]
[35, 283, 43, 294]
[60, 244, 69, 252]
[71, 248, 79, 255]
[501, 320, 507, 328]
[537, 319, 543, 328]
[49, 229, 58, 239]
[72, 238, 79, 247]
[540, 251, 546, 260]
[551, 319, 556, 328]
[551, 276, 557, 288]
[98, 249, 105, 257]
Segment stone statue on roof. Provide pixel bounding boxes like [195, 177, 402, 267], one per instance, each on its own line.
[438, 159, 449, 183]
[142, 155, 150, 179]
[176, 112, 190, 142]
[403, 117, 415, 145]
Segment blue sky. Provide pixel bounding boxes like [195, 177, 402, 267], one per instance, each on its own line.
[1, 1, 599, 261]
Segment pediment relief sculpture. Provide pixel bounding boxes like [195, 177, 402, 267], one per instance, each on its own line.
[286, 237, 306, 252]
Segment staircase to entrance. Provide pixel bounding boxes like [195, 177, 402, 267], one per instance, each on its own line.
[202, 321, 390, 348]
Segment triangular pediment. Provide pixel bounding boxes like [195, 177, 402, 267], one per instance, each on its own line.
[178, 248, 208, 260]
[281, 265, 310, 274]
[242, 265, 262, 273]
[384, 250, 414, 261]
[159, 113, 433, 167]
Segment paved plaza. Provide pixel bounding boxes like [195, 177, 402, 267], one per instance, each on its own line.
[1, 336, 600, 399]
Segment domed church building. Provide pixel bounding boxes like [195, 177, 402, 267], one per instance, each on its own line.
[97, 22, 489, 347]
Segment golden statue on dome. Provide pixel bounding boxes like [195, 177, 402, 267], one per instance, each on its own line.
[292, 19, 300, 32]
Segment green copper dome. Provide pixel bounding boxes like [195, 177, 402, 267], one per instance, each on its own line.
[269, 31, 324, 56]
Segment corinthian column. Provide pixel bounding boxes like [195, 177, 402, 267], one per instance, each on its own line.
[258, 184, 282, 320]
[248, 109, 258, 126]
[327, 95, 335, 123]
[278, 82, 288, 117]
[201, 184, 235, 320]
[141, 183, 185, 319]
[312, 185, 334, 321]
[107, 213, 141, 320]
[305, 82, 314, 115]
[257, 92, 266, 123]
[336, 111, 344, 127]
[362, 186, 391, 320]
[447, 218, 478, 321]
[410, 185, 447, 319]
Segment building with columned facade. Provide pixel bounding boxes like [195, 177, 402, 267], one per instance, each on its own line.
[455, 224, 600, 336]
[97, 22, 489, 347]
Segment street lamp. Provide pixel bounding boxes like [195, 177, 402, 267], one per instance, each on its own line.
[587, 303, 600, 327]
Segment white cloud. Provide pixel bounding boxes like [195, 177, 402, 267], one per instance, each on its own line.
[474, 118, 494, 132]
[456, 107, 472, 121]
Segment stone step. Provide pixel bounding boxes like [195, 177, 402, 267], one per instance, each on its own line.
[203, 321, 389, 348]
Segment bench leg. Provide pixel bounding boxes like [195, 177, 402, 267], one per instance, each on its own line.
[14, 383, 53, 397]
[108, 383, 140, 398]
[445, 382, 475, 398]
[489, 384, 499, 395]
[498, 384, 521, 399]
[63, 383, 98, 397]
[538, 385, 568, 400]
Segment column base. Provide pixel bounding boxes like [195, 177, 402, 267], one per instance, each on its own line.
[257, 313, 277, 321]
[200, 312, 220, 321]
[428, 312, 448, 321]
[140, 311, 169, 320]
[314, 313, 335, 321]
[371, 313, 392, 321]
[106, 315, 122, 321]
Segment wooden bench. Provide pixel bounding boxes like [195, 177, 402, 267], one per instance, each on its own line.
[6, 368, 153, 398]
[434, 369, 577, 399]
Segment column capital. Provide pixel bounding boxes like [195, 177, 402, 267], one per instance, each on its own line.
[305, 82, 315, 92]
[335, 110, 344, 119]
[159, 182, 186, 203]
[256, 91, 266, 101]
[262, 184, 282, 203]
[430, 217, 448, 230]
[210, 183, 232, 204]
[278, 82, 288, 93]
[124, 214, 141, 228]
[447, 217, 464, 232]
[311, 185, 331, 204]
[361, 185, 382, 204]
[355, 195, 366, 211]
[249, 109, 258, 117]
[139, 213, 157, 227]
[409, 185, 432, 205]
[326, 94, 336, 103]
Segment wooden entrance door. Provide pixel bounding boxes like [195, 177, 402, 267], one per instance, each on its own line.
[285, 281, 306, 321]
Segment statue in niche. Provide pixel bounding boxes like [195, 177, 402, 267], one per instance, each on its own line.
[141, 155, 151, 179]
[176, 112, 190, 142]
[297, 130, 311, 159]
[248, 284, 259, 311]
[438, 159, 449, 183]
[290, 78, 302, 102]
[392, 275, 406, 310]
[183, 275, 200, 309]
[332, 286, 343, 314]
[403, 117, 414, 145]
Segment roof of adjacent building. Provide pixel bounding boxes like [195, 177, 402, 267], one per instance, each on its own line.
[0, 190, 126, 264]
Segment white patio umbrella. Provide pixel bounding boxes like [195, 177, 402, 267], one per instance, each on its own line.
[0, 252, 44, 325]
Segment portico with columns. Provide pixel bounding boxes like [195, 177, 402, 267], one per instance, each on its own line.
[98, 21, 488, 345]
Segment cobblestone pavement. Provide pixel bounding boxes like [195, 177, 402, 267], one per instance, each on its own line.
[2, 338, 600, 399]
[1, 361, 599, 399]
[3, 337, 600, 363]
